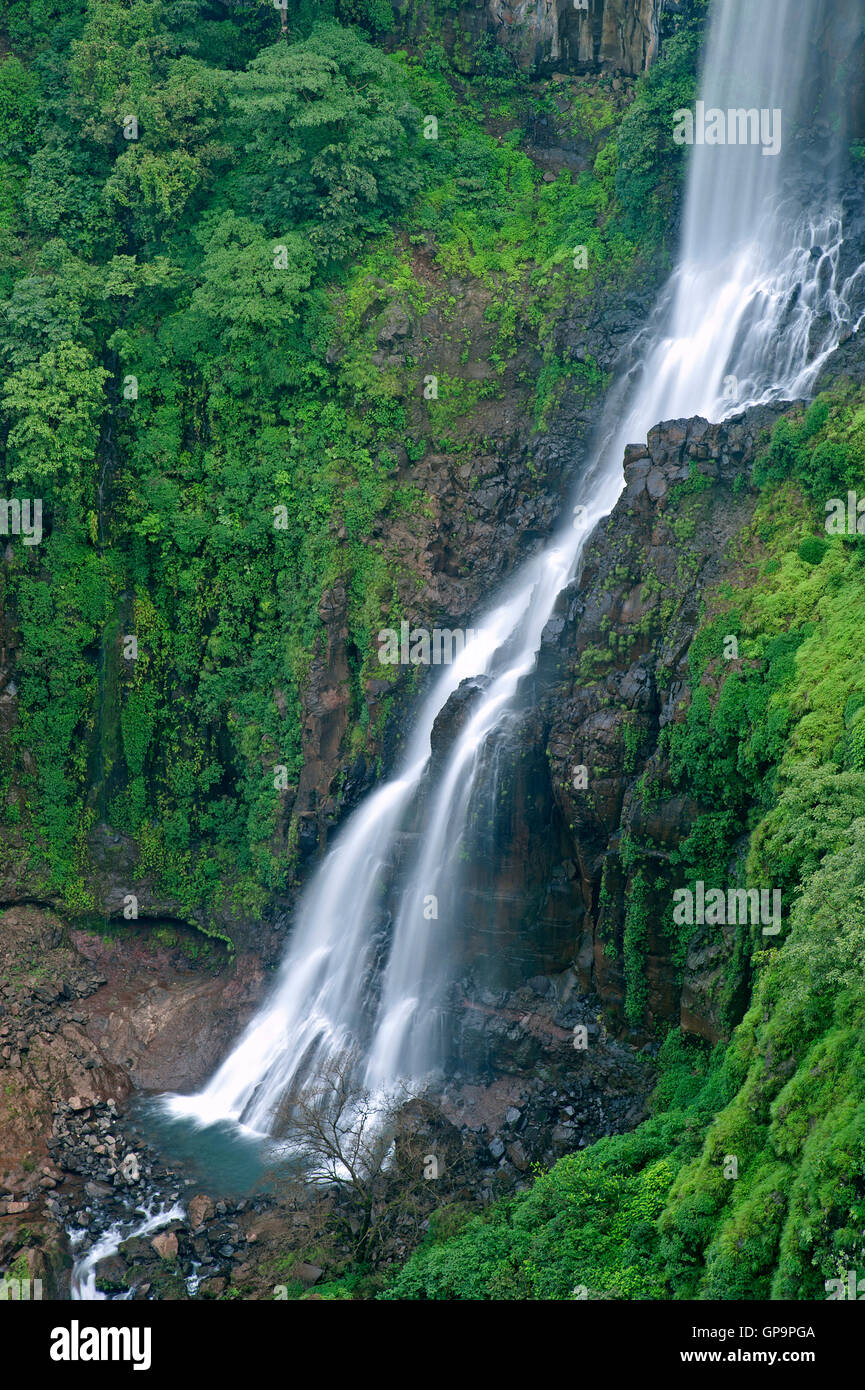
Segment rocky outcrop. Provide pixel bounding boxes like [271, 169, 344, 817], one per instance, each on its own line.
[545, 408, 788, 1036]
[446, 968, 655, 1156]
[0, 902, 281, 1294]
[0, 405, 818, 1294]
[486, 0, 662, 74]
[291, 581, 362, 862]
[431, 405, 786, 1044]
[392, 0, 663, 75]
[0, 904, 268, 1283]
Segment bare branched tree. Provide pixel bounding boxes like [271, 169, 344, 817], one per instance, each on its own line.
[275, 1050, 476, 1268]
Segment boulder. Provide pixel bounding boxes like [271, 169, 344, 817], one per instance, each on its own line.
[119, 1152, 140, 1183]
[187, 1194, 215, 1229]
[150, 1231, 178, 1261]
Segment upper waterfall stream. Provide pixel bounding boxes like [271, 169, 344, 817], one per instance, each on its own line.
[161, 0, 865, 1139]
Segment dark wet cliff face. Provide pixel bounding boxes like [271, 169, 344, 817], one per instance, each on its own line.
[392, 0, 664, 76]
[468, 0, 662, 76]
[543, 408, 786, 1039]
[426, 405, 787, 1052]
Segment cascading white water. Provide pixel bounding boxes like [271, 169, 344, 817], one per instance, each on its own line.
[165, 0, 865, 1134]
[70, 1202, 184, 1300]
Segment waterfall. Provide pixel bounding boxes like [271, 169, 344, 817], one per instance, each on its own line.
[165, 0, 865, 1136]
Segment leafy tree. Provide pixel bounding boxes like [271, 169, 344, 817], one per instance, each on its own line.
[1, 340, 108, 493]
[226, 25, 422, 260]
[190, 211, 316, 346]
[0, 55, 42, 158]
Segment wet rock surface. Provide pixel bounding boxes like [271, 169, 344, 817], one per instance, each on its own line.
[393, 0, 664, 77]
[443, 968, 655, 1174]
[0, 905, 272, 1294]
[542, 407, 787, 1034]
